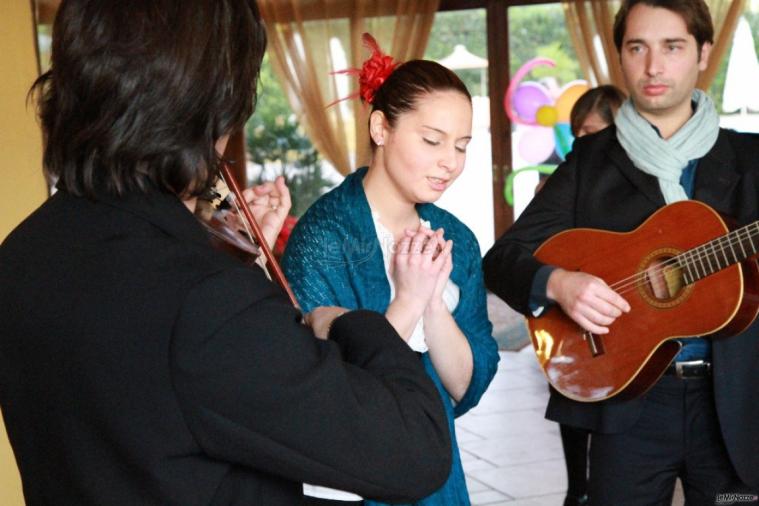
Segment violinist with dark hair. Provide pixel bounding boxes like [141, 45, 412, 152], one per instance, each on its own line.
[0, 1, 452, 505]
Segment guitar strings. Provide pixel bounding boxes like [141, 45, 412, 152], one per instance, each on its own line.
[609, 224, 757, 295]
[610, 224, 757, 295]
[610, 230, 739, 292]
[598, 222, 759, 297]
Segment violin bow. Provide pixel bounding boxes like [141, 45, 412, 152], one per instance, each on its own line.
[219, 162, 300, 308]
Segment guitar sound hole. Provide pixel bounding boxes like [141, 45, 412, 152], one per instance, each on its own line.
[644, 256, 685, 301]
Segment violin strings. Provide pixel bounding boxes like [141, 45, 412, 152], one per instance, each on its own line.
[220, 173, 259, 249]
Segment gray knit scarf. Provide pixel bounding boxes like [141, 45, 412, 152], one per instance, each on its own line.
[615, 90, 720, 203]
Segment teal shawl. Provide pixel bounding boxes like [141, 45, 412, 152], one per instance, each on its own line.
[283, 167, 500, 506]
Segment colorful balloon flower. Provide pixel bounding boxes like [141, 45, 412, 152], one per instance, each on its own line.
[504, 58, 589, 163]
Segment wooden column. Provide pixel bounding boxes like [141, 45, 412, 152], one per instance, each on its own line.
[486, 0, 513, 239]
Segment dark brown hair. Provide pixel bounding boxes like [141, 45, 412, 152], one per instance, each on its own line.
[369, 60, 471, 149]
[30, 0, 266, 199]
[613, 0, 714, 56]
[570, 85, 627, 136]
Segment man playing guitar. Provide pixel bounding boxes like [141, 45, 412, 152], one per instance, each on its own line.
[484, 0, 759, 503]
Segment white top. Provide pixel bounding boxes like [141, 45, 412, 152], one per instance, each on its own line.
[372, 213, 460, 353]
[302, 214, 460, 501]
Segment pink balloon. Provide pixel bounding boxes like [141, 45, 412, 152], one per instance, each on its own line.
[503, 57, 555, 125]
[512, 82, 552, 124]
[518, 126, 555, 164]
[512, 81, 551, 123]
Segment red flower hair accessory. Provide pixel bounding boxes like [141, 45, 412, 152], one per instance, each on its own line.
[329, 33, 398, 106]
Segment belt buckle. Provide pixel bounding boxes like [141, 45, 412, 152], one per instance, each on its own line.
[674, 359, 709, 378]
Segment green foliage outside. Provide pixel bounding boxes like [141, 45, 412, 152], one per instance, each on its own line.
[425, 9, 488, 95]
[749, 10, 759, 56]
[425, 10, 487, 60]
[425, 6, 580, 96]
[507, 5, 580, 83]
[245, 55, 336, 217]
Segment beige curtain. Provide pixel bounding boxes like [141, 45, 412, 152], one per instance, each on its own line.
[562, 0, 746, 92]
[697, 0, 746, 90]
[562, 0, 624, 89]
[257, 0, 440, 175]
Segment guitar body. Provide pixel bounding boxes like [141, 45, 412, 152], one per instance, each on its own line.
[529, 200, 759, 402]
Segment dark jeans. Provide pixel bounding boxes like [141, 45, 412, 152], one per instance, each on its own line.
[561, 423, 590, 504]
[588, 375, 755, 506]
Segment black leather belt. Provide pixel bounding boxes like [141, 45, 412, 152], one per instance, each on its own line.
[665, 360, 711, 379]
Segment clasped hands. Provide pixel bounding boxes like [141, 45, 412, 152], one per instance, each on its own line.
[391, 227, 453, 317]
[307, 227, 453, 341]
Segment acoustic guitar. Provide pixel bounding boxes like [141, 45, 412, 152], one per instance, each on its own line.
[529, 200, 759, 402]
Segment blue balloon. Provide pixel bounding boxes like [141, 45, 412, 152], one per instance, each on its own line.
[553, 122, 574, 160]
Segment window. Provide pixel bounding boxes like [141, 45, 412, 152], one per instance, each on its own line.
[506, 3, 582, 219]
[714, 1, 759, 132]
[245, 55, 342, 218]
[425, 9, 494, 253]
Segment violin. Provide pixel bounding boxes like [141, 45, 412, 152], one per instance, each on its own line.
[196, 162, 299, 307]
[198, 208, 261, 267]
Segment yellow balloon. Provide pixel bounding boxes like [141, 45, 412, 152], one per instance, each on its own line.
[555, 83, 590, 122]
[535, 105, 558, 127]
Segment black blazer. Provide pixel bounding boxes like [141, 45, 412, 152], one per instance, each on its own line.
[0, 189, 451, 505]
[483, 126, 759, 489]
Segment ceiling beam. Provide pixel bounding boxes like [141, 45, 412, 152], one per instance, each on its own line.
[439, 0, 556, 11]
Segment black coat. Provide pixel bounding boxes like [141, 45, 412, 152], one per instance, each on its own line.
[0, 188, 451, 505]
[483, 126, 759, 489]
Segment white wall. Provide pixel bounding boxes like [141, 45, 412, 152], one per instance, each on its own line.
[435, 96, 495, 255]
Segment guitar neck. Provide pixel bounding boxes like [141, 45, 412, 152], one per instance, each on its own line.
[678, 220, 759, 285]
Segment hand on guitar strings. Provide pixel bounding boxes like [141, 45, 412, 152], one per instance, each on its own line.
[546, 268, 631, 335]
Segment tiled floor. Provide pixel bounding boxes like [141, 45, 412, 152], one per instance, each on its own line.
[457, 346, 566, 505]
[460, 296, 685, 505]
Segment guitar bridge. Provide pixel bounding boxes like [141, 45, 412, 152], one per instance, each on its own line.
[584, 331, 605, 357]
